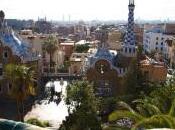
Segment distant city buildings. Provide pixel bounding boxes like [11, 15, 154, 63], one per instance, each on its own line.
[143, 23, 175, 62]
[34, 17, 52, 34]
[0, 0, 172, 98]
[143, 31, 173, 58]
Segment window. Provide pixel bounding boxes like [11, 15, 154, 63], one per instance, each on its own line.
[156, 42, 158, 45]
[119, 68, 121, 74]
[76, 56, 81, 58]
[161, 37, 164, 40]
[156, 37, 159, 40]
[129, 48, 131, 53]
[133, 48, 135, 53]
[161, 47, 163, 51]
[8, 83, 12, 92]
[161, 42, 163, 45]
[125, 48, 127, 53]
[155, 47, 158, 50]
[3, 51, 8, 59]
[0, 68, 2, 76]
[0, 84, 2, 93]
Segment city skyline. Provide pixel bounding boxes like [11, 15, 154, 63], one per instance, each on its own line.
[1, 0, 175, 21]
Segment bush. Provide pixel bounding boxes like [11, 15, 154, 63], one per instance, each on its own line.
[75, 44, 89, 53]
[42, 121, 51, 127]
[26, 118, 51, 127]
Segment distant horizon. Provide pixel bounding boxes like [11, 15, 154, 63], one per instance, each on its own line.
[1, 0, 175, 21]
[5, 18, 175, 23]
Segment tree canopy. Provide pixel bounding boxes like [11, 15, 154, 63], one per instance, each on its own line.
[75, 44, 89, 53]
[60, 81, 101, 130]
[108, 79, 175, 129]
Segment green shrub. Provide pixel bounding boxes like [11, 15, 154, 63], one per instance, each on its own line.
[26, 118, 51, 127]
[42, 121, 51, 127]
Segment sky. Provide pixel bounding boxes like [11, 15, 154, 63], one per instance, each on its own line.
[0, 0, 175, 21]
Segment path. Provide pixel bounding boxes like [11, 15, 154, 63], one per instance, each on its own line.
[24, 81, 69, 128]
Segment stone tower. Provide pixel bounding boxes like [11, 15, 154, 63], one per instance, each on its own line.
[122, 0, 136, 57]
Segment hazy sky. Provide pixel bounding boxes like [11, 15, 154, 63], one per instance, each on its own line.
[0, 0, 175, 21]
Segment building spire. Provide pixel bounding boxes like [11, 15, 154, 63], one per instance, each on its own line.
[122, 0, 136, 57]
[125, 0, 135, 46]
[129, 0, 134, 5]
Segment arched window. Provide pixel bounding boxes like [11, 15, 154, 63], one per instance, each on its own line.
[3, 50, 8, 59]
[125, 48, 127, 53]
[133, 48, 135, 53]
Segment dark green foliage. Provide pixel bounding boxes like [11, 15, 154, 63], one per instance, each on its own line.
[26, 118, 51, 128]
[58, 61, 70, 73]
[108, 79, 175, 129]
[60, 81, 102, 130]
[124, 59, 146, 100]
[43, 35, 58, 55]
[148, 81, 175, 114]
[123, 57, 161, 102]
[98, 97, 118, 122]
[124, 59, 138, 94]
[42, 35, 58, 72]
[75, 44, 89, 53]
[5, 64, 36, 122]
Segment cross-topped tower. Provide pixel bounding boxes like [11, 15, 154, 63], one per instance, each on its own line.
[122, 0, 136, 57]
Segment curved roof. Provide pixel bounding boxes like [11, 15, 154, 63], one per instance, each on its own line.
[89, 47, 115, 67]
[0, 21, 33, 61]
[94, 48, 113, 61]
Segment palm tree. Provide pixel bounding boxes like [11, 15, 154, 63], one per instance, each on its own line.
[108, 100, 175, 129]
[42, 35, 58, 73]
[5, 64, 36, 122]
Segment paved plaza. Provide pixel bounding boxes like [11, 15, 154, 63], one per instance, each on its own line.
[24, 81, 69, 128]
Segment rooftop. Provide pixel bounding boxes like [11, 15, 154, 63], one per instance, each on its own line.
[60, 42, 74, 46]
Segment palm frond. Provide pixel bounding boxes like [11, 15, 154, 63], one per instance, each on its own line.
[132, 115, 175, 130]
[117, 101, 136, 114]
[168, 99, 175, 116]
[4, 64, 36, 100]
[133, 99, 162, 116]
[109, 110, 144, 123]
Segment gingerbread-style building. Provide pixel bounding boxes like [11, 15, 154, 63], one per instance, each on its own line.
[87, 0, 167, 97]
[0, 11, 38, 97]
